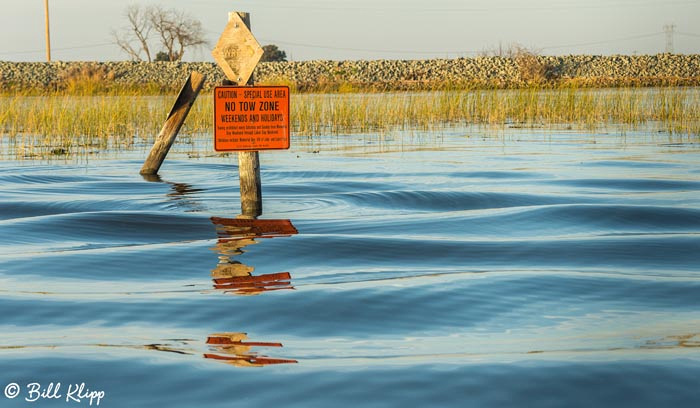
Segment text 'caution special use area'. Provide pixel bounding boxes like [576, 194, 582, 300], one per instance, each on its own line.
[214, 86, 290, 151]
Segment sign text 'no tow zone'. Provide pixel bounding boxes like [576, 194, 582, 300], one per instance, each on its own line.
[214, 86, 290, 151]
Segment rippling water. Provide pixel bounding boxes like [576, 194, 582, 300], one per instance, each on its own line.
[1, 128, 700, 407]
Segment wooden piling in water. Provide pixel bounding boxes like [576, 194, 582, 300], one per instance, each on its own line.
[238, 150, 262, 216]
[231, 11, 263, 217]
[140, 71, 206, 176]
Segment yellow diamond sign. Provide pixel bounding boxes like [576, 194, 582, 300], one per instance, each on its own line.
[212, 13, 264, 85]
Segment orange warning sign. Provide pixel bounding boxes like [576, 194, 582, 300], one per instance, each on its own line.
[214, 86, 290, 151]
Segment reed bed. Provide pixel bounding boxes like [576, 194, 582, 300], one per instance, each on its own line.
[1, 87, 699, 157]
[290, 87, 700, 136]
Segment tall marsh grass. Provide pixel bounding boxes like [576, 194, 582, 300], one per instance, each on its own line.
[2, 94, 166, 156]
[1, 86, 698, 157]
[290, 87, 700, 136]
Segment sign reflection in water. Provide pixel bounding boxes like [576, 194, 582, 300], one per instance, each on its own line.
[210, 217, 298, 295]
[138, 177, 298, 366]
[204, 333, 298, 367]
[205, 217, 300, 366]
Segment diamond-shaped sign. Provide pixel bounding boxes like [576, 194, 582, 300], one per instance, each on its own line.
[212, 13, 264, 85]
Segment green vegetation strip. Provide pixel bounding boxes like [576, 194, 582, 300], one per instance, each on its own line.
[1, 87, 699, 157]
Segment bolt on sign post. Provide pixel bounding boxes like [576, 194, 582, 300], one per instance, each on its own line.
[212, 12, 290, 217]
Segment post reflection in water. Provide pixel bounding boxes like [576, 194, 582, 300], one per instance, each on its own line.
[138, 176, 299, 366]
[115, 332, 297, 367]
[205, 219, 299, 365]
[210, 217, 298, 295]
[204, 332, 298, 367]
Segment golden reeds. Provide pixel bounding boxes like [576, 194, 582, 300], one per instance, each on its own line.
[1, 86, 698, 157]
[288, 87, 700, 136]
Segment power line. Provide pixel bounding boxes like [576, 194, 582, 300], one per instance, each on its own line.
[256, 38, 479, 56]
[0, 42, 116, 56]
[259, 32, 665, 55]
[0, 31, 687, 59]
[226, 0, 700, 12]
[541, 32, 663, 50]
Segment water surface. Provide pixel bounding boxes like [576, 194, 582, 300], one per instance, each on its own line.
[1, 128, 699, 407]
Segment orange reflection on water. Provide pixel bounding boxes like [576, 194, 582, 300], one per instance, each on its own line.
[213, 271, 293, 293]
[204, 332, 298, 367]
[210, 217, 298, 295]
[211, 217, 299, 239]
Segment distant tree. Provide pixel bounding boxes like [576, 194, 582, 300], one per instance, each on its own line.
[112, 5, 153, 62]
[149, 6, 207, 61]
[113, 5, 207, 62]
[479, 42, 538, 58]
[261, 45, 287, 62]
[154, 51, 170, 62]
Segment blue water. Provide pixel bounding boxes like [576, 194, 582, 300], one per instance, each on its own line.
[1, 129, 700, 407]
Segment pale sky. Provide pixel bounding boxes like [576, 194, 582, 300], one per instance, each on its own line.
[1, 0, 698, 62]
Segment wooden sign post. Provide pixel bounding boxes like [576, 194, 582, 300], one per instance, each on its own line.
[212, 12, 289, 217]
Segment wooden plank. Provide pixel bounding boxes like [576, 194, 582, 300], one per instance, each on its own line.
[140, 71, 206, 175]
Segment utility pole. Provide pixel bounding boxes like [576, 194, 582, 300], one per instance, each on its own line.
[44, 0, 51, 61]
[664, 23, 675, 54]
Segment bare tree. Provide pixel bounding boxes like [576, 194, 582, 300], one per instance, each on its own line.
[113, 5, 207, 62]
[113, 5, 153, 62]
[149, 6, 207, 61]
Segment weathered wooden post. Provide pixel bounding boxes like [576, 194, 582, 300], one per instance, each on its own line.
[212, 12, 290, 217]
[238, 149, 263, 216]
[217, 12, 263, 216]
[234, 13, 261, 217]
[44, 0, 51, 62]
[140, 72, 206, 175]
